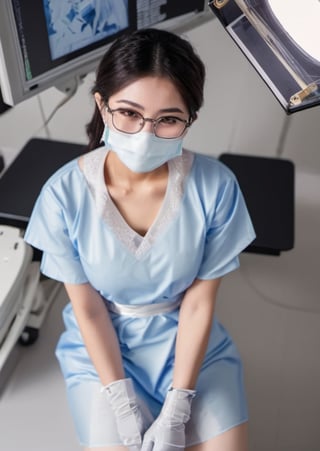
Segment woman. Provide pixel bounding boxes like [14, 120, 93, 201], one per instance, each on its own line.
[25, 28, 255, 450]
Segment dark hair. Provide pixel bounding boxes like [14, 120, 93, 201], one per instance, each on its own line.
[86, 28, 206, 150]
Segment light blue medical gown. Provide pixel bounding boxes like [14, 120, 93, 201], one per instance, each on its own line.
[25, 148, 255, 447]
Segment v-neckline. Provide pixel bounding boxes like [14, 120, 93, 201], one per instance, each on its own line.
[102, 152, 173, 249]
[82, 147, 194, 259]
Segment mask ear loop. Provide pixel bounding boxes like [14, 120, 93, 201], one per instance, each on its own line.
[180, 115, 194, 139]
[103, 103, 113, 130]
[102, 123, 109, 146]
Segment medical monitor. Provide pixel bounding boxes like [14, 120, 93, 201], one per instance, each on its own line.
[0, 0, 208, 106]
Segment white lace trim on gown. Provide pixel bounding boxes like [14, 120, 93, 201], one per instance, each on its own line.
[81, 147, 194, 259]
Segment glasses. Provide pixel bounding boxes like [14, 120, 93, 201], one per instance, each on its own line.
[106, 104, 191, 139]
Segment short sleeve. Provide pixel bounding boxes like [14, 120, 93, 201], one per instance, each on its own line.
[197, 173, 255, 280]
[24, 186, 88, 284]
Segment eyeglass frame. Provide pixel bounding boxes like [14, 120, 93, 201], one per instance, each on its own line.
[105, 104, 193, 139]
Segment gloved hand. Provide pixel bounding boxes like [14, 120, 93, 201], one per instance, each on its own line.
[141, 388, 196, 451]
[102, 378, 147, 449]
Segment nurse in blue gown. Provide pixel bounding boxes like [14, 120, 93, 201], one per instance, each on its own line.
[25, 28, 255, 451]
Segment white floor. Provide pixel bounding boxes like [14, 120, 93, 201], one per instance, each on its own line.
[0, 170, 320, 451]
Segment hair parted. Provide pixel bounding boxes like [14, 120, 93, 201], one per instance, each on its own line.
[86, 28, 206, 150]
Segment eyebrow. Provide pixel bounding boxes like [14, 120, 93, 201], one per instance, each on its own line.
[115, 99, 186, 114]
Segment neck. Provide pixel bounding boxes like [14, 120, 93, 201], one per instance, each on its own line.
[105, 150, 168, 188]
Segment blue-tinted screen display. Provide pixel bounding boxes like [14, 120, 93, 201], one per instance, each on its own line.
[44, 0, 129, 60]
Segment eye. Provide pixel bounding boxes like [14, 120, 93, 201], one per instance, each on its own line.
[158, 116, 184, 126]
[117, 108, 141, 120]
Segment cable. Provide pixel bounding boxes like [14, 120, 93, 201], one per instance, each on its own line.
[276, 114, 292, 157]
[37, 94, 51, 138]
[239, 260, 320, 315]
[34, 79, 79, 138]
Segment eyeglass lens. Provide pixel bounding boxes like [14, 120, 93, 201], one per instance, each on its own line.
[110, 108, 188, 138]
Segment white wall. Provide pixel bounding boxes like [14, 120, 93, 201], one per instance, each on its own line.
[1, 17, 320, 451]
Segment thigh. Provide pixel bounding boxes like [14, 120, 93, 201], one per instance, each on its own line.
[186, 422, 248, 451]
[67, 380, 120, 447]
[67, 380, 152, 448]
[185, 352, 248, 446]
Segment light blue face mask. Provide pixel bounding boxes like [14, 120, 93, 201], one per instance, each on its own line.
[103, 125, 183, 173]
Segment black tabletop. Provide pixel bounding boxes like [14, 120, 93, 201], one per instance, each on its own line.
[0, 138, 86, 229]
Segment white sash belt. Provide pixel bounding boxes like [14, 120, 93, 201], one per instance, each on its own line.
[105, 298, 182, 317]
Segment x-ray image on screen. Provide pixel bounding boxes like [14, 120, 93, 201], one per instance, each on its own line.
[44, 0, 129, 60]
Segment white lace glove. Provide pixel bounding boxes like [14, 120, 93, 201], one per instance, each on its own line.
[102, 378, 146, 450]
[141, 388, 196, 451]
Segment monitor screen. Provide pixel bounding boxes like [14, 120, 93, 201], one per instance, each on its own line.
[0, 0, 207, 105]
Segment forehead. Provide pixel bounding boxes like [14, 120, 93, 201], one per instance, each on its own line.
[110, 76, 187, 110]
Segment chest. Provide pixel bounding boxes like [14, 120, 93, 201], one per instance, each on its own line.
[107, 182, 167, 237]
[74, 190, 206, 303]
